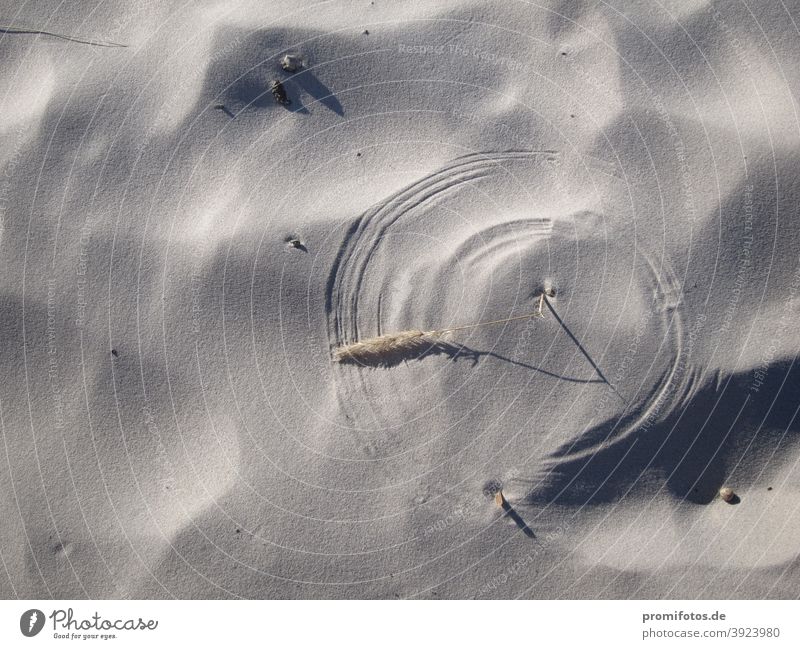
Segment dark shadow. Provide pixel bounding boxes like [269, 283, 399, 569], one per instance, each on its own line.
[288, 102, 310, 115]
[500, 499, 536, 539]
[480, 348, 605, 384]
[193, 26, 345, 116]
[227, 72, 343, 116]
[226, 76, 307, 114]
[216, 105, 235, 119]
[227, 78, 279, 110]
[524, 359, 800, 507]
[543, 295, 612, 386]
[290, 69, 344, 116]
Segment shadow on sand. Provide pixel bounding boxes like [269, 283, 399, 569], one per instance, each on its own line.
[288, 69, 344, 116]
[523, 359, 800, 506]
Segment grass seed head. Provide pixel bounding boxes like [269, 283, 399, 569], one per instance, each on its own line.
[333, 329, 441, 364]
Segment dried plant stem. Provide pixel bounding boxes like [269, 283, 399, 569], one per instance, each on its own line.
[333, 309, 544, 363]
[0, 24, 127, 47]
[434, 308, 545, 336]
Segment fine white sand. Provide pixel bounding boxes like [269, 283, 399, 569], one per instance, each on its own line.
[1, 0, 800, 599]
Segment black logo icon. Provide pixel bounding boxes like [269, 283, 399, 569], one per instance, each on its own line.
[20, 609, 45, 637]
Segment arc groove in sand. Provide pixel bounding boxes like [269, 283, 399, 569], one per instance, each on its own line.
[326, 150, 689, 492]
[326, 150, 559, 353]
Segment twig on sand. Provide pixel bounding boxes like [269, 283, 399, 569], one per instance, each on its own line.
[0, 24, 127, 48]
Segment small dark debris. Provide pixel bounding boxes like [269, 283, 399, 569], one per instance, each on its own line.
[768, 487, 773, 491]
[561, 51, 567, 56]
[482, 479, 503, 497]
[213, 104, 234, 118]
[363, 29, 370, 35]
[235, 528, 241, 534]
[111, 349, 118, 357]
[545, 287, 556, 297]
[570, 114, 575, 118]
[271, 79, 290, 105]
[356, 152, 362, 157]
[287, 238, 307, 252]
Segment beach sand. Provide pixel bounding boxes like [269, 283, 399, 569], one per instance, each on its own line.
[1, 0, 799, 598]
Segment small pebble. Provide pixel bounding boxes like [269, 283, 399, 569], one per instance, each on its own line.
[363, 29, 369, 35]
[280, 54, 302, 72]
[719, 486, 735, 502]
[111, 349, 118, 357]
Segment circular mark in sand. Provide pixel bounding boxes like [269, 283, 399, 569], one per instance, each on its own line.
[326, 151, 685, 466]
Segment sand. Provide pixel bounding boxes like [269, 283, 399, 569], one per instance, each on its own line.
[1, 0, 799, 599]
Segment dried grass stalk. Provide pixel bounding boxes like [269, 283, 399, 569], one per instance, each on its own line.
[333, 307, 547, 364]
[0, 23, 127, 47]
[333, 329, 445, 363]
